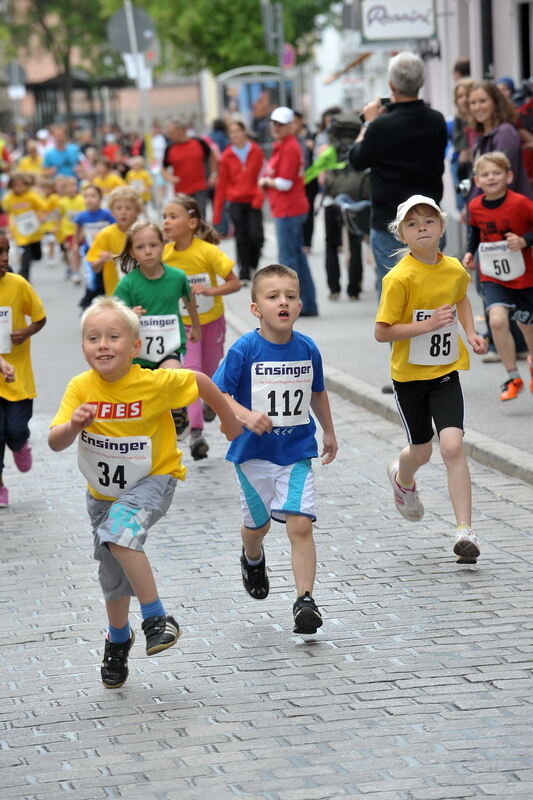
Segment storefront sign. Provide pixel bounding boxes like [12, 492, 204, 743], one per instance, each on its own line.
[361, 0, 436, 42]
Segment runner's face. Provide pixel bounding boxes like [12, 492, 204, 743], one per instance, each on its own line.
[83, 188, 101, 211]
[162, 202, 197, 242]
[400, 207, 443, 258]
[130, 227, 164, 271]
[82, 309, 140, 382]
[11, 178, 26, 195]
[474, 161, 511, 199]
[0, 235, 9, 278]
[251, 275, 301, 338]
[112, 201, 138, 231]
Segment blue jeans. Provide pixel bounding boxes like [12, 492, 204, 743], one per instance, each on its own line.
[0, 398, 32, 474]
[274, 214, 318, 314]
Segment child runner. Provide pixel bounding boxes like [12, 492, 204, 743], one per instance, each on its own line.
[86, 186, 142, 297]
[75, 185, 115, 309]
[0, 230, 46, 507]
[114, 220, 201, 438]
[125, 156, 154, 207]
[58, 176, 86, 284]
[162, 193, 240, 460]
[213, 264, 338, 634]
[48, 296, 242, 688]
[2, 173, 47, 281]
[463, 152, 533, 401]
[93, 157, 125, 202]
[375, 195, 487, 564]
[37, 175, 62, 265]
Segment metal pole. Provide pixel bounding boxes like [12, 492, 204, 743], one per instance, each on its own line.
[273, 2, 286, 106]
[123, 0, 151, 134]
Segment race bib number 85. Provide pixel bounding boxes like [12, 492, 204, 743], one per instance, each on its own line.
[251, 360, 313, 427]
[409, 307, 459, 366]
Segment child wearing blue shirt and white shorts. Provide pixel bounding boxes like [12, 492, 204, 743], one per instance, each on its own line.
[213, 264, 338, 634]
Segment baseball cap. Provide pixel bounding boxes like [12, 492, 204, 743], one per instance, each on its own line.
[270, 106, 295, 125]
[36, 128, 49, 139]
[396, 194, 441, 222]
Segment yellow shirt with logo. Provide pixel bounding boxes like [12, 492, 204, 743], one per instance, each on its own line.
[86, 223, 127, 296]
[2, 190, 48, 245]
[125, 168, 153, 203]
[162, 238, 235, 325]
[0, 273, 46, 401]
[50, 365, 199, 500]
[58, 194, 86, 241]
[17, 155, 44, 176]
[376, 252, 471, 382]
[93, 172, 126, 196]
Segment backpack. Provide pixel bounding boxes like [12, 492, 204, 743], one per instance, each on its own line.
[325, 114, 371, 234]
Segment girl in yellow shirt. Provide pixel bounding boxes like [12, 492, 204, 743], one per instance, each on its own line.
[2, 173, 48, 281]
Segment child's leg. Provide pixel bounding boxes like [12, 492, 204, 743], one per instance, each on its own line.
[4, 399, 33, 474]
[242, 520, 270, 560]
[488, 305, 516, 369]
[439, 427, 472, 526]
[285, 514, 315, 597]
[19, 245, 32, 281]
[182, 333, 204, 430]
[517, 320, 533, 355]
[105, 594, 131, 629]
[397, 441, 432, 487]
[107, 544, 159, 603]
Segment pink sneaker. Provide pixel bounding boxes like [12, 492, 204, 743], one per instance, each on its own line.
[13, 441, 32, 472]
[0, 486, 8, 507]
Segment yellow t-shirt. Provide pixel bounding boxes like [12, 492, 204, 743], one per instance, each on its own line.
[125, 168, 153, 203]
[86, 223, 127, 296]
[17, 155, 43, 176]
[40, 193, 62, 235]
[50, 365, 199, 500]
[376, 252, 471, 382]
[2, 190, 48, 245]
[58, 194, 86, 240]
[0, 273, 46, 401]
[162, 238, 235, 325]
[93, 172, 126, 195]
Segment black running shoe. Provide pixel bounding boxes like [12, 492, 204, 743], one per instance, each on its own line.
[202, 402, 216, 422]
[240, 547, 269, 599]
[142, 614, 180, 655]
[190, 428, 209, 460]
[172, 408, 191, 440]
[293, 592, 323, 634]
[101, 631, 135, 688]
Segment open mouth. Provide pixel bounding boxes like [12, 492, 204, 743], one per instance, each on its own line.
[279, 310, 289, 318]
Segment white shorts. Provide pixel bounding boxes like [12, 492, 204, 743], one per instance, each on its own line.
[235, 458, 316, 530]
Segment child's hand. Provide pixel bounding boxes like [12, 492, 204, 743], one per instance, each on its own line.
[462, 252, 474, 270]
[0, 358, 15, 383]
[220, 414, 244, 441]
[426, 305, 455, 331]
[241, 410, 273, 436]
[188, 324, 202, 342]
[71, 403, 97, 431]
[132, 305, 146, 317]
[320, 432, 338, 465]
[10, 328, 29, 345]
[505, 232, 527, 251]
[192, 283, 212, 297]
[469, 333, 488, 355]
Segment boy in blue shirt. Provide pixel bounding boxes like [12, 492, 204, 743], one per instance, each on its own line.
[213, 264, 338, 633]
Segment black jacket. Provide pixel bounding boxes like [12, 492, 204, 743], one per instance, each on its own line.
[349, 100, 448, 231]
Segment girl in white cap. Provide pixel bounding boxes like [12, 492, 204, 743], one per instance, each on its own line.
[374, 195, 487, 564]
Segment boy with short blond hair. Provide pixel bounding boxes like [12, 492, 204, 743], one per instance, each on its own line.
[213, 264, 338, 634]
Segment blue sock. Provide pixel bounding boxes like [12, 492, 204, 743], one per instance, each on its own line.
[108, 622, 131, 643]
[140, 598, 166, 620]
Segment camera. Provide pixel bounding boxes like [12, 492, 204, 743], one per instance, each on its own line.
[380, 97, 391, 106]
[457, 178, 472, 197]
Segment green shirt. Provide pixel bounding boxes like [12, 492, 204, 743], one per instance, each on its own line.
[114, 264, 191, 367]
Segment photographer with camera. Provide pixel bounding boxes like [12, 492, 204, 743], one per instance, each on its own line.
[349, 52, 448, 302]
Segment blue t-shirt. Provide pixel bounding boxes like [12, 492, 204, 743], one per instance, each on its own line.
[213, 329, 325, 465]
[43, 144, 81, 177]
[74, 209, 115, 254]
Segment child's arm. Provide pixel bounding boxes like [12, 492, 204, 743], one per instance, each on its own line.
[87, 252, 110, 273]
[192, 372, 243, 440]
[11, 316, 46, 346]
[456, 295, 487, 354]
[48, 404, 97, 451]
[0, 355, 15, 383]
[182, 296, 201, 342]
[375, 307, 455, 343]
[192, 270, 240, 298]
[310, 390, 338, 465]
[218, 392, 273, 435]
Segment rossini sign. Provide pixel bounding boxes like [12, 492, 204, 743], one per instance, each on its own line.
[361, 0, 436, 42]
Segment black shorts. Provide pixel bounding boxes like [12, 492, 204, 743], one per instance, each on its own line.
[482, 280, 533, 325]
[143, 351, 183, 370]
[22, 241, 42, 261]
[393, 371, 464, 445]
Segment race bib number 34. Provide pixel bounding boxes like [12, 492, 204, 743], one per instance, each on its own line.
[251, 360, 313, 427]
[409, 307, 459, 366]
[78, 431, 152, 496]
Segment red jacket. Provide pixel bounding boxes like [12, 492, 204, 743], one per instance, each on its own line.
[265, 134, 309, 219]
[213, 141, 265, 224]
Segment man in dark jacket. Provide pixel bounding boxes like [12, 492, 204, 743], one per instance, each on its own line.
[350, 51, 448, 298]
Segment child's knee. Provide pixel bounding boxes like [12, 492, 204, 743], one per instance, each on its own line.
[439, 430, 464, 462]
[286, 514, 313, 539]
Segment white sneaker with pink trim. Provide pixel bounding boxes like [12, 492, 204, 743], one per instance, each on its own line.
[386, 460, 424, 521]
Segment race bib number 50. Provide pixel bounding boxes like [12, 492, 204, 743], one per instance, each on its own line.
[409, 306, 459, 366]
[251, 360, 313, 427]
[479, 240, 525, 282]
[78, 431, 152, 496]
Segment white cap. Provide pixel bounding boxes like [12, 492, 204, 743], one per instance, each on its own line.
[36, 128, 48, 139]
[397, 194, 441, 222]
[270, 106, 294, 125]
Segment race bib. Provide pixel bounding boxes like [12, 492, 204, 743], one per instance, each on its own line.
[82, 221, 107, 247]
[479, 241, 526, 281]
[0, 307, 12, 354]
[138, 315, 181, 361]
[179, 273, 214, 316]
[409, 307, 459, 366]
[78, 431, 152, 496]
[251, 360, 313, 427]
[131, 179, 146, 194]
[15, 211, 39, 237]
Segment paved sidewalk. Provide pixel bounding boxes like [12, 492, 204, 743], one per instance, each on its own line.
[1, 244, 533, 799]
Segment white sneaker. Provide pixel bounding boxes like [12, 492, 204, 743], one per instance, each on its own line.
[454, 529, 480, 563]
[482, 350, 501, 363]
[386, 460, 424, 521]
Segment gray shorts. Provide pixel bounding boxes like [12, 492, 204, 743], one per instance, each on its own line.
[86, 474, 177, 601]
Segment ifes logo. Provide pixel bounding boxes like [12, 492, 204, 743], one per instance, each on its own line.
[89, 401, 143, 420]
